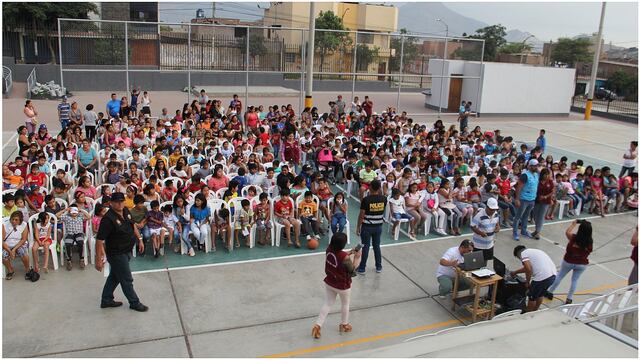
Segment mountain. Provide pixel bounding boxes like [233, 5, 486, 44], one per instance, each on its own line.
[397, 2, 488, 38]
[505, 29, 544, 52]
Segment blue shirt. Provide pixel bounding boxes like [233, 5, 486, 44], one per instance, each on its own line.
[107, 99, 121, 117]
[536, 136, 546, 152]
[190, 206, 211, 223]
[484, 143, 496, 154]
[58, 102, 70, 121]
[77, 147, 97, 166]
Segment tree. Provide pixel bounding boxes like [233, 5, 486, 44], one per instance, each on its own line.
[467, 24, 507, 61]
[356, 44, 380, 72]
[550, 38, 592, 68]
[389, 28, 419, 73]
[606, 70, 638, 98]
[499, 42, 532, 55]
[314, 11, 351, 74]
[242, 32, 268, 67]
[3, 2, 98, 63]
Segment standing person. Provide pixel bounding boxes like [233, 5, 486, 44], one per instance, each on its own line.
[106, 93, 121, 119]
[470, 198, 501, 262]
[511, 245, 557, 312]
[95, 192, 148, 312]
[545, 220, 593, 304]
[198, 89, 209, 107]
[84, 104, 98, 142]
[619, 141, 638, 178]
[350, 96, 360, 114]
[356, 180, 386, 274]
[513, 159, 540, 241]
[23, 100, 38, 135]
[458, 101, 468, 133]
[140, 91, 151, 115]
[335, 95, 346, 116]
[536, 129, 546, 154]
[311, 232, 361, 339]
[629, 226, 638, 285]
[531, 168, 554, 240]
[57, 95, 71, 130]
[362, 95, 373, 117]
[436, 239, 474, 298]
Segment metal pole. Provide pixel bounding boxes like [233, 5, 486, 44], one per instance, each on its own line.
[187, 24, 191, 104]
[57, 18, 64, 92]
[299, 29, 305, 113]
[475, 40, 485, 117]
[304, 2, 316, 108]
[245, 26, 250, 129]
[396, 35, 405, 111]
[585, 2, 606, 120]
[125, 22, 129, 95]
[351, 32, 358, 103]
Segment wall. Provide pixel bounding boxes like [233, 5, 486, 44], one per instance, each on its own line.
[479, 62, 575, 114]
[426, 59, 465, 110]
[460, 62, 482, 112]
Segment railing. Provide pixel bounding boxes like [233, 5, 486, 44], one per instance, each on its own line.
[26, 67, 36, 99]
[2, 66, 12, 95]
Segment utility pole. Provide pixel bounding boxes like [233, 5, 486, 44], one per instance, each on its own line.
[212, 2, 216, 18]
[585, 2, 606, 120]
[305, 2, 315, 108]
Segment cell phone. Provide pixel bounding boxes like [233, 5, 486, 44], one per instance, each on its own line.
[353, 243, 363, 252]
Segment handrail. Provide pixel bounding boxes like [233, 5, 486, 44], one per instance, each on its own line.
[2, 66, 12, 95]
[26, 67, 36, 99]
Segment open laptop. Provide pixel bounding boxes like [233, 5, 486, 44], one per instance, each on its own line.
[493, 257, 506, 277]
[460, 251, 486, 271]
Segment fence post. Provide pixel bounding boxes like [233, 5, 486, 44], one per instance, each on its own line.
[351, 32, 358, 105]
[396, 34, 405, 112]
[187, 24, 191, 104]
[57, 18, 64, 93]
[245, 26, 250, 131]
[124, 22, 129, 95]
[299, 29, 305, 113]
[607, 100, 611, 113]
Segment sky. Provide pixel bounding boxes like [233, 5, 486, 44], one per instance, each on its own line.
[158, 1, 638, 47]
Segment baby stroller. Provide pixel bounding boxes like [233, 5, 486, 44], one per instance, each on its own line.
[316, 148, 336, 184]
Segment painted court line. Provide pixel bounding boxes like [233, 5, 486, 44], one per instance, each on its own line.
[514, 122, 631, 151]
[260, 280, 628, 358]
[132, 212, 635, 275]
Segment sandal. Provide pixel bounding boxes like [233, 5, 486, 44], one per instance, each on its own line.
[5, 272, 14, 280]
[234, 242, 240, 248]
[311, 324, 321, 339]
[339, 323, 353, 333]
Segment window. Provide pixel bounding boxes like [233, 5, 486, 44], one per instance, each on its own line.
[358, 30, 374, 45]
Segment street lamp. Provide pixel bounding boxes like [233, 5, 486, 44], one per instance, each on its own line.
[520, 34, 535, 64]
[436, 18, 449, 114]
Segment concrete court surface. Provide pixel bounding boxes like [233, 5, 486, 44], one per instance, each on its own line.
[2, 212, 637, 358]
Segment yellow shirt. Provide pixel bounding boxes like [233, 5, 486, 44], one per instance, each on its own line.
[124, 196, 135, 209]
[298, 200, 317, 218]
[3, 205, 18, 218]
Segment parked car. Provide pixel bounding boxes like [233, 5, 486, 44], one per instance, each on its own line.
[595, 87, 617, 101]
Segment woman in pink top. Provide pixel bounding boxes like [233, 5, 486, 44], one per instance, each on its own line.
[23, 100, 38, 134]
[75, 176, 97, 199]
[207, 165, 229, 192]
[588, 168, 606, 217]
[115, 129, 133, 147]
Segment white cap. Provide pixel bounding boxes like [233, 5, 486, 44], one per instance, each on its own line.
[69, 207, 79, 214]
[164, 121, 172, 126]
[487, 198, 499, 210]
[528, 159, 539, 167]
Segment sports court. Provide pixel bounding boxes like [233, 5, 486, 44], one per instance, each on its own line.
[2, 89, 637, 356]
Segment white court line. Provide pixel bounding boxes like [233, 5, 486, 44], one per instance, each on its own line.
[131, 211, 636, 275]
[2, 133, 17, 150]
[515, 122, 630, 151]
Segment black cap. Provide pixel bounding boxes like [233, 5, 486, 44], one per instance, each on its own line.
[111, 192, 125, 202]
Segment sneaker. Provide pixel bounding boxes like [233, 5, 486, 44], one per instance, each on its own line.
[66, 260, 72, 271]
[521, 231, 533, 239]
[375, 268, 382, 273]
[513, 232, 520, 241]
[436, 229, 447, 236]
[356, 269, 366, 275]
[188, 248, 196, 257]
[438, 295, 447, 299]
[531, 231, 540, 240]
[129, 303, 149, 312]
[544, 291, 554, 300]
[159, 247, 164, 256]
[79, 259, 85, 269]
[565, 299, 573, 305]
[100, 301, 123, 309]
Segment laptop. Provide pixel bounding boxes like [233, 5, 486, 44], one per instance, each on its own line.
[460, 251, 486, 271]
[493, 257, 506, 277]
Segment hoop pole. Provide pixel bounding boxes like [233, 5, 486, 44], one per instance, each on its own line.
[351, 32, 358, 104]
[187, 24, 191, 104]
[124, 22, 129, 95]
[57, 18, 64, 92]
[245, 26, 250, 130]
[299, 29, 305, 113]
[396, 35, 405, 111]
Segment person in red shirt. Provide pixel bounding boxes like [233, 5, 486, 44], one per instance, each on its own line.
[283, 133, 300, 170]
[259, 126, 270, 146]
[274, 188, 301, 247]
[25, 164, 47, 188]
[8, 157, 28, 180]
[271, 129, 282, 160]
[245, 106, 259, 134]
[362, 95, 373, 117]
[311, 232, 362, 339]
[26, 185, 45, 212]
[495, 168, 515, 227]
[545, 219, 593, 304]
[629, 226, 638, 285]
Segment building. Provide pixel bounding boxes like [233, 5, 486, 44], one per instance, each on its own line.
[262, 2, 398, 75]
[98, 2, 159, 22]
[425, 59, 576, 115]
[496, 53, 544, 66]
[574, 60, 638, 97]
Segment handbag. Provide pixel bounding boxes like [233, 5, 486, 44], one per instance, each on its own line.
[427, 199, 436, 209]
[31, 117, 38, 125]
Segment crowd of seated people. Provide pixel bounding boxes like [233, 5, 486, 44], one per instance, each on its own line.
[3, 90, 637, 277]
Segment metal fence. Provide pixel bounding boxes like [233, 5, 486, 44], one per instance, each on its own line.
[57, 18, 484, 116]
[571, 96, 638, 120]
[26, 67, 37, 99]
[2, 66, 12, 95]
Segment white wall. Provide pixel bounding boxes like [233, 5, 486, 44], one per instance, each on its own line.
[479, 63, 576, 114]
[426, 59, 466, 110]
[460, 62, 483, 112]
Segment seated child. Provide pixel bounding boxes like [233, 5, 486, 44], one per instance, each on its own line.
[233, 199, 254, 248]
[253, 193, 272, 246]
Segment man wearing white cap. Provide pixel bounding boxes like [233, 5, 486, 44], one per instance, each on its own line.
[471, 197, 501, 262]
[512, 159, 540, 241]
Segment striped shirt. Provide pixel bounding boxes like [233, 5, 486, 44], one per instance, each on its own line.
[58, 102, 70, 121]
[360, 195, 386, 226]
[470, 208, 499, 250]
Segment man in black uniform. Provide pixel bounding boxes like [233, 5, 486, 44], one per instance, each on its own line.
[356, 180, 387, 274]
[95, 192, 148, 312]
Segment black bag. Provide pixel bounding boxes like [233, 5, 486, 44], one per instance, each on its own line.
[505, 293, 526, 311]
[25, 269, 40, 282]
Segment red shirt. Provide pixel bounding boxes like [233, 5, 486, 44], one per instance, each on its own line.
[271, 133, 281, 146]
[495, 177, 511, 196]
[26, 173, 47, 187]
[536, 179, 555, 204]
[259, 132, 270, 145]
[324, 248, 351, 290]
[246, 112, 259, 129]
[362, 100, 373, 116]
[564, 234, 592, 265]
[274, 198, 293, 217]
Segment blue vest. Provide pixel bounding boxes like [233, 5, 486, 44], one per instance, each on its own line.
[520, 170, 539, 201]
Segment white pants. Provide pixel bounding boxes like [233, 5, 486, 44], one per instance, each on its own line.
[190, 223, 210, 245]
[425, 208, 447, 231]
[316, 283, 351, 327]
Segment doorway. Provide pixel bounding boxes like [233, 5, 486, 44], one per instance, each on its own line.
[447, 74, 463, 112]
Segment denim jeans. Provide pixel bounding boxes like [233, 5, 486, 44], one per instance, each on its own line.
[331, 213, 347, 233]
[101, 253, 140, 306]
[619, 166, 635, 178]
[532, 203, 550, 234]
[498, 199, 516, 221]
[513, 200, 535, 235]
[358, 225, 382, 272]
[548, 260, 588, 300]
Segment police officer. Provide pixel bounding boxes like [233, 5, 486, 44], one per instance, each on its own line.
[95, 192, 148, 312]
[355, 179, 387, 274]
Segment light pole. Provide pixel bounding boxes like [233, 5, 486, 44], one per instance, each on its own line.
[305, 2, 316, 108]
[436, 18, 449, 114]
[585, 2, 606, 120]
[520, 34, 534, 64]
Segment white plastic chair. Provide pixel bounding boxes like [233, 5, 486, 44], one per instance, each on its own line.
[241, 185, 263, 198]
[228, 196, 254, 249]
[28, 213, 59, 271]
[327, 197, 350, 244]
[556, 200, 570, 219]
[209, 199, 227, 252]
[60, 214, 90, 268]
[385, 196, 409, 241]
[343, 162, 358, 200]
[215, 187, 228, 200]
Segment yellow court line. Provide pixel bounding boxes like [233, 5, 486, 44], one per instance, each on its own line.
[544, 279, 629, 303]
[261, 318, 462, 358]
[263, 280, 629, 358]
